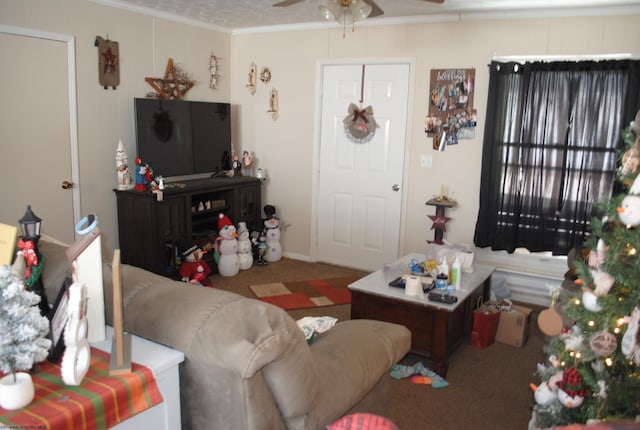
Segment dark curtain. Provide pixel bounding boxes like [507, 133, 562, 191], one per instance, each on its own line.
[474, 60, 640, 255]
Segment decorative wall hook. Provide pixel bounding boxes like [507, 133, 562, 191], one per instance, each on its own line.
[246, 62, 257, 95]
[268, 88, 279, 120]
[209, 53, 219, 89]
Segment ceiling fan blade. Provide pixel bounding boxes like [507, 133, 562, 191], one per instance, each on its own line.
[363, 0, 384, 17]
[273, 0, 305, 7]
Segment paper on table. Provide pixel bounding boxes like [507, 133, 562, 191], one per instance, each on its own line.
[405, 276, 424, 298]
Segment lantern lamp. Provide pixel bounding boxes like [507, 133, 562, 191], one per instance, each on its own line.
[17, 205, 48, 316]
[18, 205, 42, 244]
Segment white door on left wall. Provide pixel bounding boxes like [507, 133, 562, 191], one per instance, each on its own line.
[0, 32, 75, 244]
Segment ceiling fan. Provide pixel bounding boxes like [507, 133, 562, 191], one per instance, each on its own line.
[273, 0, 445, 19]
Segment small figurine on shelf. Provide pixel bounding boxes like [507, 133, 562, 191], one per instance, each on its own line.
[115, 140, 133, 190]
[134, 157, 154, 191]
[242, 150, 254, 176]
[256, 168, 266, 183]
[180, 243, 212, 287]
[232, 153, 242, 177]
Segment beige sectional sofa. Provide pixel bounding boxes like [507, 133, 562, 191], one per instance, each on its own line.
[39, 239, 411, 429]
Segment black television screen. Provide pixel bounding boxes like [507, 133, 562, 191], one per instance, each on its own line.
[134, 98, 232, 179]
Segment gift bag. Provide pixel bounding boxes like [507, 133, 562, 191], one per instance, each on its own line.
[470, 299, 500, 349]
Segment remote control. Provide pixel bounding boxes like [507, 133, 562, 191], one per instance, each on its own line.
[428, 292, 458, 304]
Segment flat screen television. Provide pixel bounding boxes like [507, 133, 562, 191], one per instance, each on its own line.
[134, 98, 232, 180]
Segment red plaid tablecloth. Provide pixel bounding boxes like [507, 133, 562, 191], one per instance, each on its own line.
[0, 348, 163, 430]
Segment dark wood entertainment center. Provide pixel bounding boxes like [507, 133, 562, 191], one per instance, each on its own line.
[114, 176, 261, 278]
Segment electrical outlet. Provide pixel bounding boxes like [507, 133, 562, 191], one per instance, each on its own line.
[420, 154, 433, 168]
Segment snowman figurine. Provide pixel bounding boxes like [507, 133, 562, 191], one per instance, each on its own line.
[618, 174, 640, 227]
[180, 243, 212, 287]
[263, 205, 282, 263]
[236, 221, 253, 270]
[530, 381, 557, 406]
[215, 213, 239, 277]
[556, 367, 587, 408]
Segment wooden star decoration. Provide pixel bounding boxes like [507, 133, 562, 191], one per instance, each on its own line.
[429, 214, 452, 231]
[145, 58, 194, 100]
[101, 47, 118, 74]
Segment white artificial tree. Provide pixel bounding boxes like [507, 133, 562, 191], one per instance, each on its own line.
[0, 262, 51, 382]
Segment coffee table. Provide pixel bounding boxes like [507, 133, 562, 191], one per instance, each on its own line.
[349, 253, 495, 377]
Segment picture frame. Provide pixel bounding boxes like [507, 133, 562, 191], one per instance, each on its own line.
[47, 277, 72, 363]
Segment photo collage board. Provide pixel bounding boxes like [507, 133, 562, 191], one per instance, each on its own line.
[425, 68, 477, 150]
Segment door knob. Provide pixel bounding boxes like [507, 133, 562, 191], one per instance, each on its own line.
[392, 184, 400, 191]
[61, 180, 73, 190]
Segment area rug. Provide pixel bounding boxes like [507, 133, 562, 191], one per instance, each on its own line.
[249, 276, 360, 310]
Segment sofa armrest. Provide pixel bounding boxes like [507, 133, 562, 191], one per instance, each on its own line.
[102, 263, 319, 430]
[307, 320, 411, 429]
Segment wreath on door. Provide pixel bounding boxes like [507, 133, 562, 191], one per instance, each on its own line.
[343, 65, 378, 144]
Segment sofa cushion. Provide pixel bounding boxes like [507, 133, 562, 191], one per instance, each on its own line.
[307, 319, 411, 429]
[39, 239, 72, 304]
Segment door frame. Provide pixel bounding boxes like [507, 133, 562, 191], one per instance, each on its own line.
[311, 57, 416, 264]
[0, 24, 81, 239]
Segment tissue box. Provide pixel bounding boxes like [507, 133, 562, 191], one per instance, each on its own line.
[495, 304, 532, 347]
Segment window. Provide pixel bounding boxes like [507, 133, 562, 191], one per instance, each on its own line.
[474, 60, 640, 255]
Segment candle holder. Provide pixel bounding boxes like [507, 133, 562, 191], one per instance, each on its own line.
[426, 197, 457, 244]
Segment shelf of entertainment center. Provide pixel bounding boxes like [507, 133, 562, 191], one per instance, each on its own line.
[192, 207, 229, 220]
[114, 176, 261, 277]
[191, 214, 222, 231]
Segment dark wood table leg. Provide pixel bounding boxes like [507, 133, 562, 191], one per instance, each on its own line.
[430, 309, 451, 377]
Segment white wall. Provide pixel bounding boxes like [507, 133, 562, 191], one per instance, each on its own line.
[231, 15, 640, 262]
[1, 1, 639, 265]
[0, 0, 231, 253]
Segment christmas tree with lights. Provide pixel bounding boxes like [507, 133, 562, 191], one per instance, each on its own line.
[529, 113, 640, 429]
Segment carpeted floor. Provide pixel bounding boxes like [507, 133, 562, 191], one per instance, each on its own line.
[209, 257, 365, 321]
[209, 257, 546, 430]
[249, 276, 357, 310]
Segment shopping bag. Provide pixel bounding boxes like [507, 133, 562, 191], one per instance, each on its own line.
[470, 299, 500, 349]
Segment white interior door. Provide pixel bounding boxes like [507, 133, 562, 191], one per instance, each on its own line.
[317, 63, 409, 271]
[0, 28, 78, 244]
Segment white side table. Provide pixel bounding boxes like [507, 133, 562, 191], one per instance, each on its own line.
[92, 326, 185, 430]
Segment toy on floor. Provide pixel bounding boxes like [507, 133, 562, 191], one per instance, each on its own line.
[254, 231, 268, 266]
[180, 243, 212, 287]
[410, 375, 432, 385]
[390, 361, 449, 388]
[263, 205, 282, 262]
[215, 213, 239, 277]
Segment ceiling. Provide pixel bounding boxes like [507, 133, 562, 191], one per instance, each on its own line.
[96, 0, 640, 32]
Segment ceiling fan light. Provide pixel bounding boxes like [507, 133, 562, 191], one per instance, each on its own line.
[350, 0, 372, 21]
[318, 4, 337, 21]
